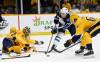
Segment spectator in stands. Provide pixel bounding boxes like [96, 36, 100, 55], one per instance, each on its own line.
[60, 0, 71, 11]
[0, 0, 5, 14]
[71, 4, 80, 13]
[31, 0, 38, 14]
[23, 0, 32, 14]
[5, 5, 15, 14]
[40, 0, 53, 13]
[52, 0, 59, 13]
[95, 0, 100, 12]
[0, 8, 5, 14]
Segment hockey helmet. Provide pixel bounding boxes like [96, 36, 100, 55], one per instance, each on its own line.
[60, 7, 69, 14]
[23, 26, 31, 35]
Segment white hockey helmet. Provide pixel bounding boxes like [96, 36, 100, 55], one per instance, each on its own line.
[60, 7, 69, 14]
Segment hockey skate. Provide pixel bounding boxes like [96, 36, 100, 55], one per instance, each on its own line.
[75, 49, 84, 55]
[83, 50, 94, 59]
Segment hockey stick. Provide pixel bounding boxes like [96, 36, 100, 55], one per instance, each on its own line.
[34, 36, 80, 54]
[0, 49, 2, 55]
[54, 41, 80, 53]
[35, 51, 47, 53]
[33, 34, 54, 54]
[53, 35, 82, 53]
[45, 24, 72, 54]
[45, 34, 53, 56]
[2, 54, 30, 59]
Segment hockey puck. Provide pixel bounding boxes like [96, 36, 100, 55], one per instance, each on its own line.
[45, 52, 47, 54]
[46, 54, 50, 57]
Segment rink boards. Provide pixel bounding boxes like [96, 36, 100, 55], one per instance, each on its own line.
[0, 13, 100, 37]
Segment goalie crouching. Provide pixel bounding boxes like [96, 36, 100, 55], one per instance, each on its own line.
[2, 26, 44, 55]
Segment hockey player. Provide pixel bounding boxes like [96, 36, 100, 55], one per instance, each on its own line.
[64, 13, 100, 56]
[49, 7, 76, 52]
[2, 26, 44, 55]
[12, 26, 34, 54]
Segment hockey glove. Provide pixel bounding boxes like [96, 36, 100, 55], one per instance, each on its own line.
[51, 27, 57, 34]
[64, 39, 72, 47]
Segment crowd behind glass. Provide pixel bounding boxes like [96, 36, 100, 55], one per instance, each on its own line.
[0, 0, 100, 14]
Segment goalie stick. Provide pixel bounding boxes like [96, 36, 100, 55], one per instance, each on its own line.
[2, 54, 30, 59]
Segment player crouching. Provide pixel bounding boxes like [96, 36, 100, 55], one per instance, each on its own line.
[64, 13, 100, 57]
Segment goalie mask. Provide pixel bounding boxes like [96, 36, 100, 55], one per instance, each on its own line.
[23, 26, 31, 35]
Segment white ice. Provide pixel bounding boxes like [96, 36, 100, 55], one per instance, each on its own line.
[0, 34, 100, 62]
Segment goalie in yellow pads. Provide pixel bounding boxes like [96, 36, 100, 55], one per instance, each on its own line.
[2, 26, 44, 54]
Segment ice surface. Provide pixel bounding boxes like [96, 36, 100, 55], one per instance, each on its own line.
[0, 34, 100, 62]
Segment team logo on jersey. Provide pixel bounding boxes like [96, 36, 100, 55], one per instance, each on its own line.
[0, 18, 8, 30]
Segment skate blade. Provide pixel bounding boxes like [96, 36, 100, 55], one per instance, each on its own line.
[2, 53, 11, 59]
[50, 50, 57, 53]
[2, 53, 30, 59]
[83, 54, 95, 59]
[75, 53, 84, 56]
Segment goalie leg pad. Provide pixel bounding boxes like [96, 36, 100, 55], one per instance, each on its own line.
[2, 38, 14, 52]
